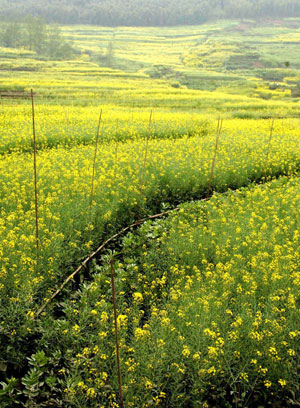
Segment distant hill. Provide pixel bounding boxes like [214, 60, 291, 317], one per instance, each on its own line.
[0, 0, 300, 26]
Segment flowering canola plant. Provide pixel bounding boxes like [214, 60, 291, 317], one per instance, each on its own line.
[57, 176, 300, 407]
[1, 117, 300, 404]
[1, 124, 300, 318]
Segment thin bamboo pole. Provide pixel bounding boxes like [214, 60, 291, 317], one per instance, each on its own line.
[115, 141, 119, 163]
[62, 105, 70, 128]
[138, 110, 152, 217]
[265, 118, 275, 172]
[208, 117, 223, 192]
[110, 258, 124, 408]
[89, 109, 102, 218]
[115, 118, 119, 163]
[31, 89, 39, 256]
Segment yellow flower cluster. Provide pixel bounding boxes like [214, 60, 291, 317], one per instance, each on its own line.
[60, 176, 300, 407]
[1, 121, 299, 321]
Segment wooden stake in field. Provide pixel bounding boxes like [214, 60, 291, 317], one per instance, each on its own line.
[62, 105, 70, 128]
[115, 118, 119, 162]
[89, 109, 102, 219]
[142, 109, 153, 175]
[138, 110, 152, 218]
[31, 89, 39, 256]
[115, 140, 119, 163]
[110, 258, 124, 408]
[265, 117, 275, 173]
[208, 117, 223, 193]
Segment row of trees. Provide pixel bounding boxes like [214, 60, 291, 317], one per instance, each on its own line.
[0, 0, 300, 26]
[0, 17, 75, 59]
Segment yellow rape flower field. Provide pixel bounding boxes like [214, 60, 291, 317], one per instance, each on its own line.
[1, 20, 300, 408]
[57, 176, 300, 407]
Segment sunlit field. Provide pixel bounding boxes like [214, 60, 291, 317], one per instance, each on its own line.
[63, 176, 300, 407]
[1, 18, 300, 407]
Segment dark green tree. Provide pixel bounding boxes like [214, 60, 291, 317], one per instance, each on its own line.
[1, 23, 22, 48]
[23, 16, 46, 53]
[105, 41, 115, 67]
[45, 25, 75, 59]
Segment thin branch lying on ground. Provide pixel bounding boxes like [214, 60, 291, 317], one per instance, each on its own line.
[35, 206, 187, 317]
